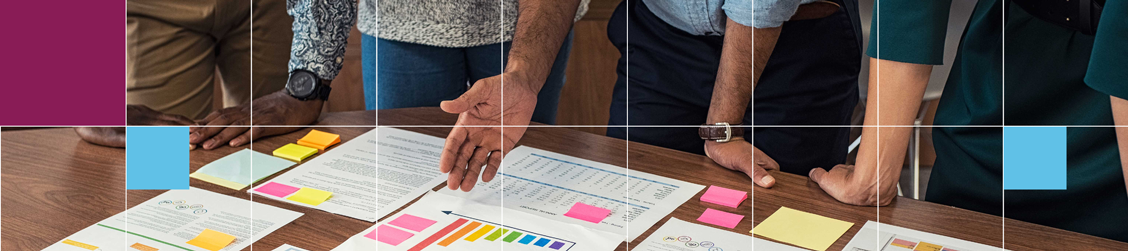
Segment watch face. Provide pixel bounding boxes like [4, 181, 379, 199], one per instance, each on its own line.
[288, 72, 316, 97]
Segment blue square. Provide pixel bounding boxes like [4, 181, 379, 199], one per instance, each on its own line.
[126, 127, 188, 190]
[1003, 127, 1067, 190]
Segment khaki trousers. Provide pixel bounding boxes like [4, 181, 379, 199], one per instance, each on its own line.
[126, 0, 290, 119]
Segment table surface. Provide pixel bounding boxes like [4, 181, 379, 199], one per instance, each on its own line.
[3, 107, 1126, 251]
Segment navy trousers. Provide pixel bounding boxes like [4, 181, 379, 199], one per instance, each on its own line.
[606, 0, 861, 175]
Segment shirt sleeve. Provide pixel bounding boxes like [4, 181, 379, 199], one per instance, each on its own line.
[1084, 0, 1128, 99]
[287, 0, 357, 80]
[750, 0, 803, 28]
[723, 0, 753, 27]
[865, 0, 952, 65]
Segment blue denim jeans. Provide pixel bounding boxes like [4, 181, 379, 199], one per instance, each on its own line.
[361, 31, 573, 125]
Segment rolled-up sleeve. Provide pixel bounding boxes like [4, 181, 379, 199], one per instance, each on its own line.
[865, 0, 952, 65]
[723, 0, 753, 27]
[287, 0, 356, 80]
[750, 0, 819, 28]
[1084, 0, 1128, 99]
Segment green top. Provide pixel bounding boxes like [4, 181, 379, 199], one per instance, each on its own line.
[868, 0, 1128, 242]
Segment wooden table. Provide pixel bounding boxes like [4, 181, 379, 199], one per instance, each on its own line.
[3, 107, 1126, 251]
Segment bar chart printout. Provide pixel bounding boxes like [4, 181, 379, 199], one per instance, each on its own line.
[440, 146, 705, 241]
[331, 192, 625, 251]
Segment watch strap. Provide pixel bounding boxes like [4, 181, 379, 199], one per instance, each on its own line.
[699, 123, 744, 142]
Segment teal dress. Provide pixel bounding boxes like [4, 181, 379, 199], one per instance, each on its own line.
[869, 0, 1128, 242]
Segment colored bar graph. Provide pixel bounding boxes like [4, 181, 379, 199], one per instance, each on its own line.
[464, 225, 496, 241]
[502, 231, 523, 243]
[407, 218, 468, 251]
[438, 221, 482, 246]
[534, 238, 551, 247]
[484, 229, 508, 241]
[518, 234, 537, 244]
[549, 241, 565, 250]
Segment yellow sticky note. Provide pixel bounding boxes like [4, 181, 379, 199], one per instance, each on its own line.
[62, 239, 99, 250]
[297, 129, 340, 152]
[273, 143, 318, 162]
[287, 187, 333, 206]
[190, 172, 249, 190]
[915, 242, 943, 251]
[752, 206, 854, 251]
[186, 229, 237, 251]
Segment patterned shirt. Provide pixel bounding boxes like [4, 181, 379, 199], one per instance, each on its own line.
[288, 0, 589, 80]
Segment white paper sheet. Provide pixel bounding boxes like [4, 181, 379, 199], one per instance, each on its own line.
[439, 146, 706, 241]
[635, 218, 804, 251]
[251, 127, 448, 221]
[43, 188, 302, 251]
[843, 221, 1007, 251]
[333, 191, 625, 251]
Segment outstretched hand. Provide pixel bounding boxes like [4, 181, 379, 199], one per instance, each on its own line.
[439, 72, 539, 191]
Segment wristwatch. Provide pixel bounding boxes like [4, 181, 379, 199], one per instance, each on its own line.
[699, 122, 744, 143]
[286, 70, 331, 101]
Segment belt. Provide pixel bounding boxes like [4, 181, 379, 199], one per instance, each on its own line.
[1014, 0, 1104, 35]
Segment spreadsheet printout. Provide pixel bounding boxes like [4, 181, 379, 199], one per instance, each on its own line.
[440, 146, 706, 241]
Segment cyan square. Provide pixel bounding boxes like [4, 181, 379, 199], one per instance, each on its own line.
[126, 126, 188, 190]
[1003, 127, 1067, 190]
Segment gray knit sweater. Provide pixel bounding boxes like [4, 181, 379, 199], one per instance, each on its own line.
[361, 0, 589, 48]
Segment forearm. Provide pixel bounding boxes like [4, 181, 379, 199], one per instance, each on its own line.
[508, 0, 582, 92]
[752, 27, 781, 89]
[707, 18, 753, 124]
[1111, 96, 1128, 194]
[854, 58, 932, 202]
[286, 0, 356, 80]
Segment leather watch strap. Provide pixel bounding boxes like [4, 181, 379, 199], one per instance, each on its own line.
[699, 123, 744, 142]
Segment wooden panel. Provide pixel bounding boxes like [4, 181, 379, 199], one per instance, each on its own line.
[556, 20, 619, 134]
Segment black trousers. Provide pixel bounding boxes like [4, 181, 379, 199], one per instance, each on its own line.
[606, 0, 861, 175]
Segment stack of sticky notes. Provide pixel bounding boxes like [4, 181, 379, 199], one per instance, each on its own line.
[753, 206, 854, 251]
[563, 202, 612, 223]
[186, 229, 237, 251]
[297, 129, 341, 152]
[190, 149, 296, 190]
[700, 185, 748, 208]
[273, 143, 318, 162]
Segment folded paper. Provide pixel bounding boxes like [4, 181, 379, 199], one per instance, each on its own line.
[700, 185, 747, 208]
[563, 202, 612, 223]
[186, 228, 237, 251]
[697, 208, 744, 229]
[273, 143, 318, 162]
[287, 187, 333, 206]
[753, 206, 854, 251]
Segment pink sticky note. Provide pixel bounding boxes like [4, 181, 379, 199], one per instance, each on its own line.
[255, 182, 300, 198]
[388, 214, 437, 232]
[700, 185, 747, 208]
[563, 202, 612, 223]
[367, 225, 414, 246]
[697, 208, 744, 229]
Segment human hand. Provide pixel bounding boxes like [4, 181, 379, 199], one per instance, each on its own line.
[75, 127, 127, 148]
[705, 140, 779, 187]
[809, 164, 893, 206]
[127, 105, 196, 126]
[190, 91, 323, 150]
[438, 72, 539, 191]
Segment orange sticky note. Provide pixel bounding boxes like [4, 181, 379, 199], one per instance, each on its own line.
[186, 229, 237, 251]
[297, 129, 340, 152]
